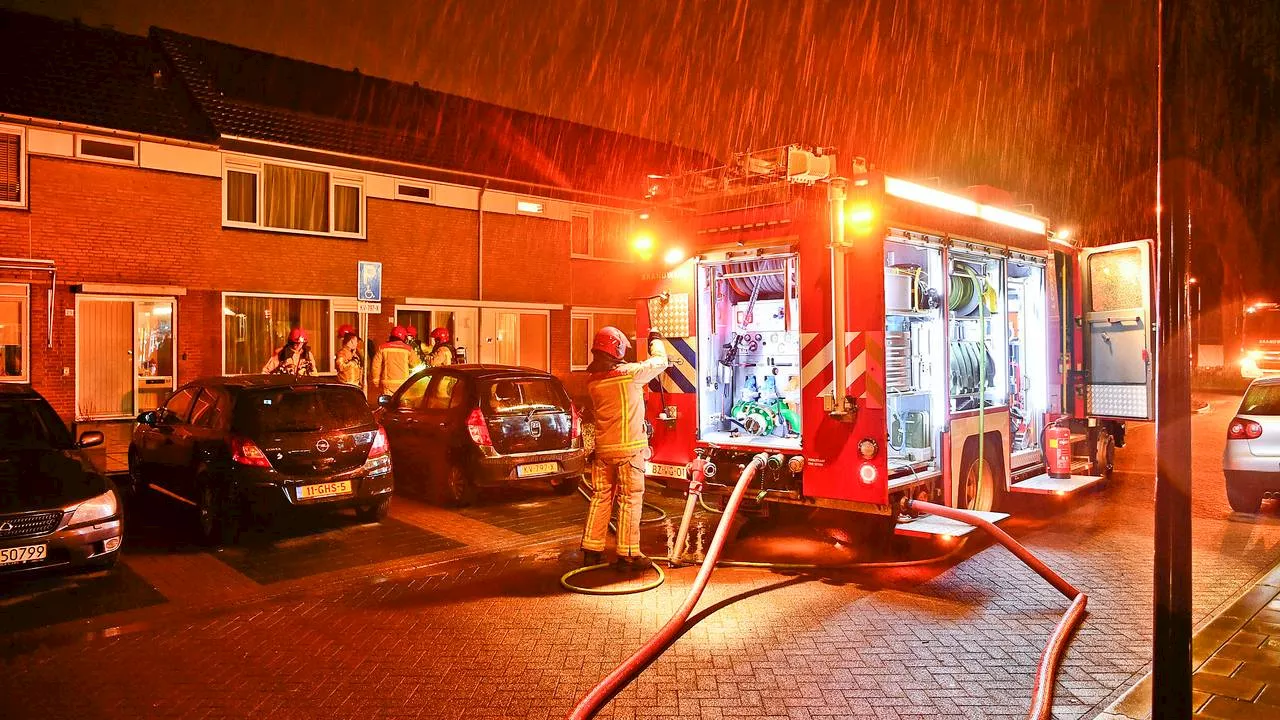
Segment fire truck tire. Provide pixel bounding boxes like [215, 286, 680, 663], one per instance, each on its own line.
[1091, 431, 1116, 483]
[958, 452, 1003, 513]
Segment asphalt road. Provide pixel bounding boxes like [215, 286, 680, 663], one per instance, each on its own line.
[2, 391, 1279, 720]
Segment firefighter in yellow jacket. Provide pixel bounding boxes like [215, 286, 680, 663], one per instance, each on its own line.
[581, 326, 668, 569]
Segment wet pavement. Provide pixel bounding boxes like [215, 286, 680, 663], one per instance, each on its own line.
[1, 393, 1278, 719]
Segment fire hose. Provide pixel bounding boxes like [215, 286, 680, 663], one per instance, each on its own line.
[565, 457, 1089, 720]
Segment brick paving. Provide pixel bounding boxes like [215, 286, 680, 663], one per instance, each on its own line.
[1, 393, 1279, 719]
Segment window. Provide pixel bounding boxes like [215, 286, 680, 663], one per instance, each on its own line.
[222, 158, 365, 239]
[398, 373, 432, 410]
[0, 284, 28, 381]
[426, 375, 463, 410]
[222, 293, 340, 375]
[0, 125, 24, 208]
[76, 135, 138, 165]
[162, 387, 199, 424]
[190, 390, 222, 428]
[394, 183, 434, 203]
[571, 309, 637, 370]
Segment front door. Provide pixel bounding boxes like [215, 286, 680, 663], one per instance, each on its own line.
[396, 306, 478, 364]
[479, 308, 548, 370]
[76, 295, 177, 420]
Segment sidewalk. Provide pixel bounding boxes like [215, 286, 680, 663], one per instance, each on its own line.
[1098, 559, 1280, 719]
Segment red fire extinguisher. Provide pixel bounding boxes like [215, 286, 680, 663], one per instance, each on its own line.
[1045, 424, 1072, 479]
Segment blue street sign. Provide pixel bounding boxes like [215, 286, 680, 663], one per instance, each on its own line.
[358, 261, 382, 302]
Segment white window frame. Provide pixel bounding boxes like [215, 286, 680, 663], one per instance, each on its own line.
[394, 181, 435, 204]
[570, 306, 638, 371]
[220, 291, 358, 376]
[569, 211, 594, 260]
[0, 124, 26, 210]
[0, 283, 30, 382]
[74, 134, 139, 166]
[220, 155, 367, 239]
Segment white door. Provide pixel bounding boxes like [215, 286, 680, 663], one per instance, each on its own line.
[77, 295, 176, 420]
[479, 308, 549, 370]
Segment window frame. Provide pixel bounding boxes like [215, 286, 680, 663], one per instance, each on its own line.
[220, 291, 357, 377]
[569, 212, 593, 259]
[0, 283, 30, 382]
[74, 134, 139, 166]
[569, 208, 633, 263]
[220, 156, 367, 239]
[0, 124, 27, 210]
[394, 181, 435, 204]
[570, 307, 638, 371]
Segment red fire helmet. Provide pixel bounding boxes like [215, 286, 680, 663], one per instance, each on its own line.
[288, 328, 308, 344]
[389, 326, 408, 342]
[430, 327, 451, 344]
[592, 326, 630, 361]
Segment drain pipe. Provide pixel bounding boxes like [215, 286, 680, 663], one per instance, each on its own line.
[567, 453, 769, 720]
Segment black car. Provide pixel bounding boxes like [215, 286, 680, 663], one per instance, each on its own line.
[129, 376, 394, 543]
[0, 385, 122, 576]
[378, 365, 587, 505]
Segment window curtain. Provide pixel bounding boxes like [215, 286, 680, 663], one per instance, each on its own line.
[0, 132, 19, 203]
[333, 185, 360, 234]
[264, 164, 328, 233]
[226, 171, 257, 223]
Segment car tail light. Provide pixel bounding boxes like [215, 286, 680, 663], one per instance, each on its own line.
[570, 402, 582, 440]
[467, 408, 493, 447]
[368, 426, 390, 458]
[1228, 418, 1264, 440]
[230, 435, 272, 468]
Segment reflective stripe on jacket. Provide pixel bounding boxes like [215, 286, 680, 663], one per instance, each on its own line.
[371, 341, 417, 394]
[588, 341, 668, 460]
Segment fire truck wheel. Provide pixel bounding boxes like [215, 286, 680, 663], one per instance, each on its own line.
[958, 454, 1000, 513]
[1091, 431, 1116, 483]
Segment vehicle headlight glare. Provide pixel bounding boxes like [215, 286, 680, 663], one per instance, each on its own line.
[68, 489, 119, 525]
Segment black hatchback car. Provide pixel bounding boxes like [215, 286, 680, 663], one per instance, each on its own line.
[0, 385, 122, 576]
[378, 365, 587, 505]
[129, 376, 394, 543]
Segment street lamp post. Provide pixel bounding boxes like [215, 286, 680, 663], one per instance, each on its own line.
[1189, 277, 1200, 368]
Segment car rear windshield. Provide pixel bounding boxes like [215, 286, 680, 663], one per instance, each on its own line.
[482, 378, 570, 415]
[1241, 384, 1280, 416]
[234, 386, 373, 434]
[0, 399, 73, 449]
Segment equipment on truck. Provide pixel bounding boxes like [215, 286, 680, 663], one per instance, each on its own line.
[635, 144, 1153, 539]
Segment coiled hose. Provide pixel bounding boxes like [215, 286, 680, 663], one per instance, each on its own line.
[566, 465, 1089, 720]
[559, 483, 670, 596]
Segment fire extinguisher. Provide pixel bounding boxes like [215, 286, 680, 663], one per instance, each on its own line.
[1045, 423, 1072, 479]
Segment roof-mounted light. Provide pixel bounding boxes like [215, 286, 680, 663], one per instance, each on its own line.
[884, 176, 1046, 235]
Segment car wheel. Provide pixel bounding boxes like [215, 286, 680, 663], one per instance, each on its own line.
[127, 447, 148, 495]
[550, 474, 583, 495]
[356, 495, 392, 522]
[435, 459, 477, 507]
[196, 477, 236, 545]
[1226, 479, 1263, 513]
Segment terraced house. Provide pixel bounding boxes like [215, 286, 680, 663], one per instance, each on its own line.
[0, 11, 711, 444]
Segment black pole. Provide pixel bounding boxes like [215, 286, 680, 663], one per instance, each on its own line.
[1153, 0, 1194, 717]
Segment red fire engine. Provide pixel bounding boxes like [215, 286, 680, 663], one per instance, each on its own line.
[633, 146, 1154, 538]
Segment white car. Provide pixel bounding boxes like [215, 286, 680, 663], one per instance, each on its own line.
[1223, 377, 1280, 512]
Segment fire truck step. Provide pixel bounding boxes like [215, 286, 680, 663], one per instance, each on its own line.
[893, 509, 1009, 539]
[1008, 472, 1105, 495]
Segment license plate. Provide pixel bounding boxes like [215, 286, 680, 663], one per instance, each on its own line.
[0, 543, 47, 567]
[516, 461, 560, 478]
[645, 462, 687, 480]
[296, 480, 353, 500]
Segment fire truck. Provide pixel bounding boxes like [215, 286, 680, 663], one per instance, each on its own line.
[633, 146, 1154, 538]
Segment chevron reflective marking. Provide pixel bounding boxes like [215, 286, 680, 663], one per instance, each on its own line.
[659, 338, 697, 393]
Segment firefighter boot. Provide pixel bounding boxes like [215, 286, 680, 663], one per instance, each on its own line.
[581, 549, 604, 567]
[616, 554, 653, 572]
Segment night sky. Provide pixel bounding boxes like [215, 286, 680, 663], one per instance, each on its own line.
[5, 0, 1279, 306]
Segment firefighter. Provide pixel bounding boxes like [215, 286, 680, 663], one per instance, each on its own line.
[404, 325, 427, 367]
[370, 326, 416, 397]
[581, 327, 668, 569]
[335, 329, 363, 387]
[427, 327, 457, 367]
[262, 328, 317, 376]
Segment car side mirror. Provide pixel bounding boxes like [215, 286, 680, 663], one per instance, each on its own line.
[136, 411, 157, 426]
[77, 431, 105, 449]
[377, 394, 396, 409]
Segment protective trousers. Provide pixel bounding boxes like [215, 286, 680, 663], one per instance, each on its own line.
[581, 451, 646, 557]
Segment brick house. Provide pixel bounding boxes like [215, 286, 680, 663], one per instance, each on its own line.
[0, 11, 712, 437]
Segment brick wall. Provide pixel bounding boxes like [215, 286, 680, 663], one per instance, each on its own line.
[0, 155, 641, 422]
